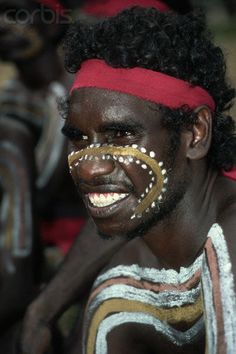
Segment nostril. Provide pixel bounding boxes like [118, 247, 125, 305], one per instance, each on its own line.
[78, 159, 115, 181]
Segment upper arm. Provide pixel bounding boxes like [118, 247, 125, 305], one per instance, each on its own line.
[218, 203, 236, 290]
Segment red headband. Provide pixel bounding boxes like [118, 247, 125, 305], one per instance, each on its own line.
[70, 59, 216, 111]
[35, 0, 65, 15]
[82, 0, 170, 17]
[222, 169, 236, 181]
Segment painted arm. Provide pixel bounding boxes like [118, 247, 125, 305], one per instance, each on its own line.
[202, 204, 236, 353]
[20, 219, 125, 354]
[0, 117, 36, 329]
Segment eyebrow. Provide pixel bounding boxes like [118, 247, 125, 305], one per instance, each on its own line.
[100, 121, 144, 133]
[61, 123, 83, 139]
[61, 119, 145, 139]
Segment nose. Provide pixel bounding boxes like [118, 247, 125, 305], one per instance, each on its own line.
[78, 158, 116, 182]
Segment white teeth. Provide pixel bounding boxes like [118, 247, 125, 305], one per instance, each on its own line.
[141, 164, 147, 169]
[140, 147, 146, 153]
[88, 192, 128, 207]
[159, 161, 164, 167]
[132, 144, 138, 149]
[118, 156, 124, 163]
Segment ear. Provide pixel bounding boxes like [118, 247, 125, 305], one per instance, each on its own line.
[185, 106, 212, 160]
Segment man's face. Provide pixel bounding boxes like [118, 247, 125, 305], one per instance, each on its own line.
[63, 88, 189, 238]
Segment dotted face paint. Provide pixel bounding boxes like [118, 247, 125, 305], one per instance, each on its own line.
[68, 144, 168, 219]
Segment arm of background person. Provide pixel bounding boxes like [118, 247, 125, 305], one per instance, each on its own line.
[20, 218, 126, 354]
[0, 117, 37, 330]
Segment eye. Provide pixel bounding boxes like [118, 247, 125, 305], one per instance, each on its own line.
[115, 130, 132, 138]
[68, 134, 89, 151]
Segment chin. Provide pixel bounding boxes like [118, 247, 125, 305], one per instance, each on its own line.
[93, 218, 134, 240]
[94, 211, 158, 242]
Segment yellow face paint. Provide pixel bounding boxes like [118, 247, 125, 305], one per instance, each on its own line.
[68, 144, 168, 218]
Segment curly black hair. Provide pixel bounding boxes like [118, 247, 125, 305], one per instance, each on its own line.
[63, 7, 236, 171]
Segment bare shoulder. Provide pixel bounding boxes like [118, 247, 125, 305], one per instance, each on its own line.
[217, 178, 236, 244]
[215, 178, 236, 285]
[216, 176, 236, 233]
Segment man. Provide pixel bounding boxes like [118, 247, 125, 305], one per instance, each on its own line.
[23, 5, 236, 354]
[20, 2, 197, 354]
[22, 4, 236, 354]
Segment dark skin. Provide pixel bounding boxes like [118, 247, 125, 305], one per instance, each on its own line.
[61, 88, 236, 353]
[20, 86, 236, 354]
[21, 219, 125, 354]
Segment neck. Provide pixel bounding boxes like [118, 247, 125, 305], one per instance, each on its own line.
[16, 47, 63, 90]
[143, 163, 218, 270]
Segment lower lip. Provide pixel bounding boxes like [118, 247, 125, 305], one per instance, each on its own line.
[86, 194, 131, 218]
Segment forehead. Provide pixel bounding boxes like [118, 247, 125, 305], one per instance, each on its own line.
[69, 87, 163, 129]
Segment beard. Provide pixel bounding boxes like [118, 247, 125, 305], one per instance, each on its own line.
[97, 130, 190, 241]
[127, 130, 190, 239]
[97, 167, 189, 241]
[126, 172, 189, 239]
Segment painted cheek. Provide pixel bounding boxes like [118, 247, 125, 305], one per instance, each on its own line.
[68, 144, 168, 219]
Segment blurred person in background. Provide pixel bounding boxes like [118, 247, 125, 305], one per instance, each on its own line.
[0, 0, 88, 351]
[222, 0, 236, 17]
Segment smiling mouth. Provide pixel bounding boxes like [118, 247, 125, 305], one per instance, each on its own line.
[88, 192, 129, 208]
